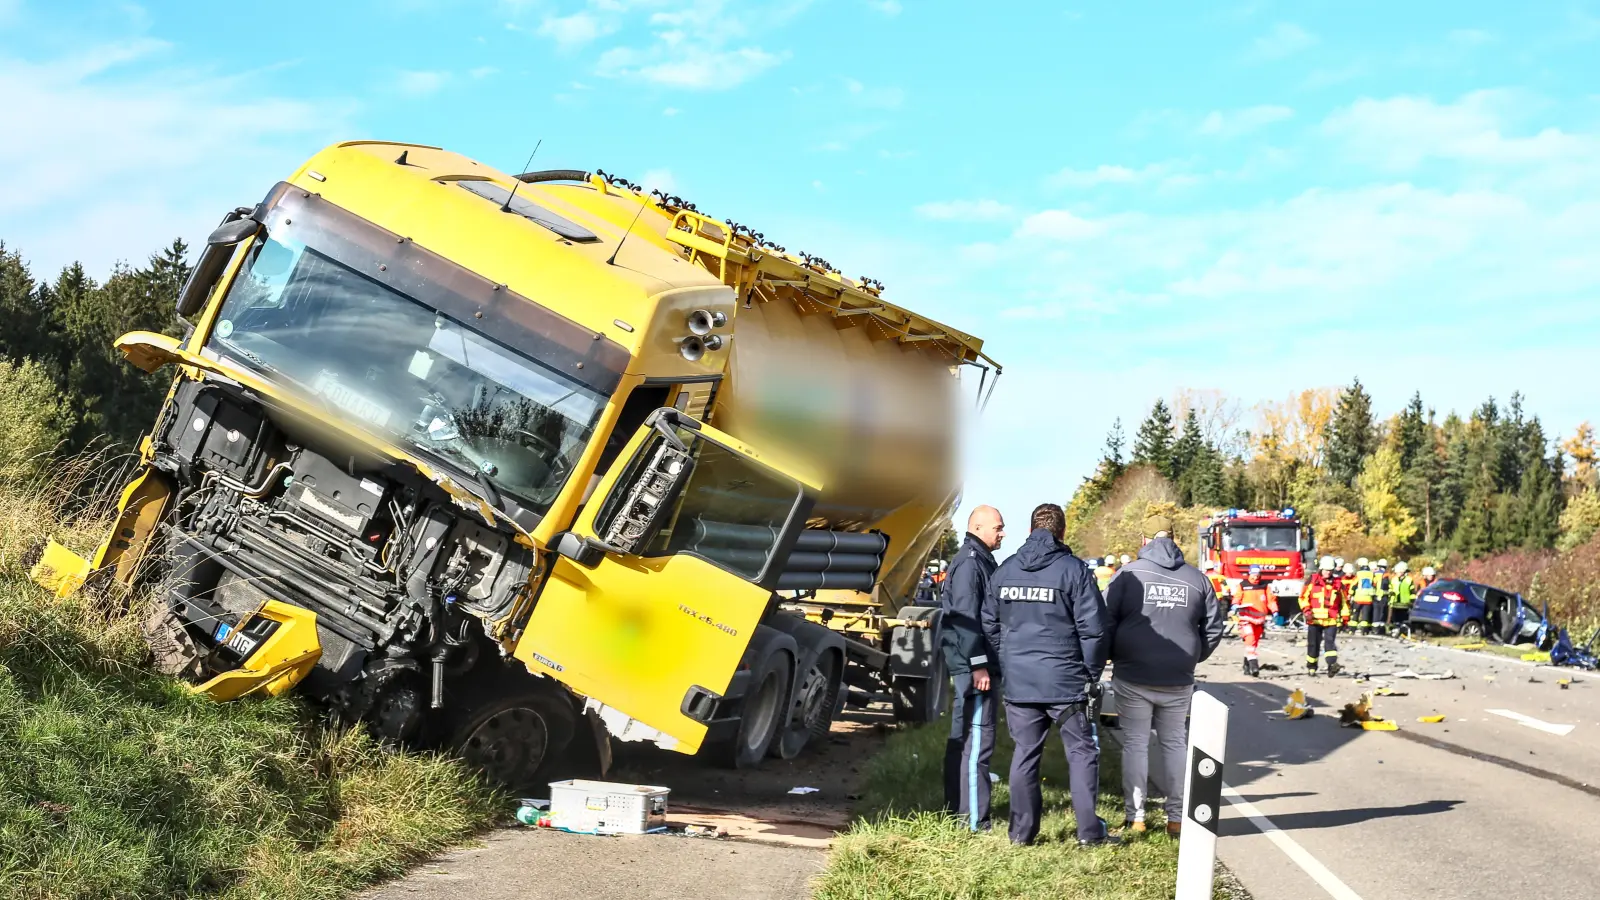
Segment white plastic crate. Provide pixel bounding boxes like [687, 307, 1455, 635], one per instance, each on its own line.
[547, 779, 670, 834]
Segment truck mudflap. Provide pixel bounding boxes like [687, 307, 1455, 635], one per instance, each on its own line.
[888, 605, 945, 723]
[193, 600, 323, 701]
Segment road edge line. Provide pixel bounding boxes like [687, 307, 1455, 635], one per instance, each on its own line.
[1221, 786, 1364, 900]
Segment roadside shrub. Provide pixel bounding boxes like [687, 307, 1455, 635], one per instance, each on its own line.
[1532, 534, 1600, 632]
[0, 355, 69, 486]
[1558, 488, 1600, 552]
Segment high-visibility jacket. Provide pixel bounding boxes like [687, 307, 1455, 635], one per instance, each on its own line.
[1301, 575, 1346, 625]
[1095, 564, 1114, 592]
[1351, 567, 1377, 605]
[1392, 574, 1416, 608]
[1237, 580, 1278, 617]
[1208, 571, 1230, 601]
[1374, 570, 1392, 602]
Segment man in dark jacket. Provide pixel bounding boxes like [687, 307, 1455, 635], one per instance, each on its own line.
[939, 505, 1005, 830]
[982, 503, 1114, 846]
[1105, 513, 1226, 837]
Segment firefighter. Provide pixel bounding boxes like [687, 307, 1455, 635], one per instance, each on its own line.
[1235, 565, 1277, 677]
[1302, 556, 1346, 676]
[915, 564, 938, 605]
[1390, 561, 1416, 637]
[1203, 560, 1230, 604]
[1350, 558, 1377, 634]
[1095, 555, 1116, 593]
[1419, 565, 1439, 590]
[1120, 554, 1132, 568]
[1372, 559, 1392, 637]
[1339, 562, 1357, 632]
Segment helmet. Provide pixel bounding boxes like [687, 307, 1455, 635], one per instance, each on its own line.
[1120, 554, 1131, 565]
[1343, 563, 1356, 575]
[1422, 565, 1436, 578]
[938, 560, 948, 572]
[1376, 559, 1389, 569]
[1356, 557, 1369, 568]
[1248, 565, 1262, 578]
[1394, 561, 1409, 574]
[1202, 560, 1215, 571]
[1335, 556, 1345, 568]
[1318, 555, 1335, 571]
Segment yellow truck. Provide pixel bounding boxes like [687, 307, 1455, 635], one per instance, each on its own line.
[29, 142, 999, 786]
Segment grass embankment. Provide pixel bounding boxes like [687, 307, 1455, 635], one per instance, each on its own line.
[1420, 634, 1538, 661]
[815, 710, 1208, 900]
[0, 480, 501, 900]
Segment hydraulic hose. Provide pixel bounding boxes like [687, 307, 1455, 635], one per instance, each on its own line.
[516, 169, 591, 184]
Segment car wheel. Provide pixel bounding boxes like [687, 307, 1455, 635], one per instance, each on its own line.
[1459, 619, 1485, 639]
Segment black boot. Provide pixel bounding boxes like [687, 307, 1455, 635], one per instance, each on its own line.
[1242, 657, 1252, 676]
[1248, 658, 1261, 677]
[1306, 663, 1318, 676]
[1327, 659, 1342, 677]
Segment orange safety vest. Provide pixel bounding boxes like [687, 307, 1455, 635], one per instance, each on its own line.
[1301, 576, 1345, 625]
[1237, 581, 1277, 616]
[1208, 572, 1229, 599]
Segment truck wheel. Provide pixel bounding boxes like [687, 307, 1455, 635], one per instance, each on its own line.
[1460, 619, 1485, 639]
[707, 647, 791, 769]
[892, 651, 947, 723]
[771, 651, 840, 760]
[449, 681, 576, 793]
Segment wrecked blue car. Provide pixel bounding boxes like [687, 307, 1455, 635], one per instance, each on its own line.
[1409, 579, 1553, 645]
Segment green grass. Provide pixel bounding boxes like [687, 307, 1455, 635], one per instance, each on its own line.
[1423, 634, 1536, 660]
[814, 710, 1216, 900]
[0, 481, 503, 900]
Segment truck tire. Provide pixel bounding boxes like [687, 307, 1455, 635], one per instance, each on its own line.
[706, 645, 792, 769]
[444, 666, 577, 792]
[771, 650, 840, 760]
[892, 650, 947, 723]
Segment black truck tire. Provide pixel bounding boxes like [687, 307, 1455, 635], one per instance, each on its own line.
[772, 650, 840, 760]
[705, 643, 792, 769]
[442, 662, 578, 793]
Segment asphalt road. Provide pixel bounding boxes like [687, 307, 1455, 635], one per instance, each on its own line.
[1199, 629, 1600, 900]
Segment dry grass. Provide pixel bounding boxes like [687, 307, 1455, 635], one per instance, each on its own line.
[0, 456, 503, 900]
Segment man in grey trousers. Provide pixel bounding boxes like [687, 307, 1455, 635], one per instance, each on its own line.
[1105, 513, 1227, 836]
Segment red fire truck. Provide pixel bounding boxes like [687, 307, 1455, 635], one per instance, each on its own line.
[1196, 508, 1316, 604]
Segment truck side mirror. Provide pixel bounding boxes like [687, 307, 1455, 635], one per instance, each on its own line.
[177, 211, 260, 318]
[552, 531, 606, 568]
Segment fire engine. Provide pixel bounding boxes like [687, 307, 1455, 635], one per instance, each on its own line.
[1196, 508, 1315, 600]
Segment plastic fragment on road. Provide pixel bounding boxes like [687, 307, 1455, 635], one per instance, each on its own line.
[788, 786, 821, 795]
[1283, 689, 1313, 719]
[1418, 715, 1447, 723]
[1360, 720, 1399, 731]
[680, 824, 728, 838]
[1457, 642, 1487, 651]
[1523, 652, 1553, 663]
[1391, 668, 1456, 680]
[1372, 687, 1409, 696]
[1340, 691, 1399, 730]
[1559, 679, 1572, 689]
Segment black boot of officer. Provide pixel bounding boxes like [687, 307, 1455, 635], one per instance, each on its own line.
[982, 505, 1117, 847]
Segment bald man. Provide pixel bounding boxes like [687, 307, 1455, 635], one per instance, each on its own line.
[939, 504, 1005, 830]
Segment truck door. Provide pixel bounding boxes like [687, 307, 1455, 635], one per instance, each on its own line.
[516, 408, 818, 754]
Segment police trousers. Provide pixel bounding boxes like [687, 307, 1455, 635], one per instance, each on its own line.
[1306, 623, 1339, 669]
[943, 670, 997, 830]
[1004, 700, 1101, 844]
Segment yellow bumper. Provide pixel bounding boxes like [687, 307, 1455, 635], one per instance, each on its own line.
[28, 541, 93, 599]
[194, 600, 323, 701]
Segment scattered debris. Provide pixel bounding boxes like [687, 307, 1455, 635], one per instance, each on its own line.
[680, 824, 728, 839]
[1284, 689, 1313, 720]
[1372, 687, 1409, 697]
[989, 772, 1001, 784]
[788, 786, 821, 795]
[1559, 679, 1572, 690]
[1523, 652, 1552, 663]
[1391, 669, 1456, 680]
[1418, 715, 1447, 724]
[1457, 642, 1488, 651]
[1340, 691, 1399, 731]
[1550, 626, 1600, 670]
[1484, 675, 1496, 683]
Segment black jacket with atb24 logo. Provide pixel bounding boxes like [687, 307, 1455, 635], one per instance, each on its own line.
[981, 528, 1108, 705]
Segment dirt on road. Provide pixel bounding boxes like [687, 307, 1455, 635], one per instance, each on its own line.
[363, 706, 895, 900]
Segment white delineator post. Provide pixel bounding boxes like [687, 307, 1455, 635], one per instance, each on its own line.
[1175, 690, 1229, 900]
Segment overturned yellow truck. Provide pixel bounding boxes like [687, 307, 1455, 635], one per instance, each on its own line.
[30, 142, 999, 786]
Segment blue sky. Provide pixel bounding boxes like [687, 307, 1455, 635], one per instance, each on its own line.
[3, 0, 1599, 541]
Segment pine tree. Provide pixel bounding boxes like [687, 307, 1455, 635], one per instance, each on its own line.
[1170, 409, 1203, 491]
[1102, 418, 1126, 480]
[1184, 443, 1229, 508]
[1132, 399, 1174, 477]
[1326, 378, 1375, 487]
[1396, 392, 1427, 470]
[1453, 464, 1496, 558]
[1516, 421, 1563, 549]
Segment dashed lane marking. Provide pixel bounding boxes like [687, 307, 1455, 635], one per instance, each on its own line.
[1486, 708, 1576, 736]
[1222, 786, 1365, 900]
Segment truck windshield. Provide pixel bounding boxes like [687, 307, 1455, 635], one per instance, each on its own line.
[205, 184, 628, 520]
[1224, 526, 1298, 551]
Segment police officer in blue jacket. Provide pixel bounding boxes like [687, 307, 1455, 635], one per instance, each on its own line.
[982, 502, 1115, 847]
[939, 504, 1005, 830]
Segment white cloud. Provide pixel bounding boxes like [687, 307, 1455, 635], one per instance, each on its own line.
[538, 11, 615, 48]
[0, 38, 344, 277]
[1046, 162, 1189, 189]
[469, 65, 498, 79]
[1248, 22, 1317, 61]
[574, 0, 808, 91]
[599, 44, 782, 89]
[845, 77, 904, 109]
[662, 106, 680, 116]
[396, 69, 448, 98]
[1323, 90, 1593, 169]
[1196, 104, 1293, 138]
[914, 199, 1016, 222]
[1014, 209, 1106, 241]
[866, 0, 901, 15]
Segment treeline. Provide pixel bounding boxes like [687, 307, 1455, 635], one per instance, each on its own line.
[1066, 383, 1600, 568]
[0, 241, 190, 481]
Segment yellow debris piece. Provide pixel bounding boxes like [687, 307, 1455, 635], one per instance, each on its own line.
[1522, 652, 1552, 663]
[1360, 720, 1399, 731]
[1458, 642, 1487, 651]
[1340, 691, 1400, 730]
[1418, 715, 1447, 723]
[1283, 689, 1312, 720]
[1372, 687, 1408, 696]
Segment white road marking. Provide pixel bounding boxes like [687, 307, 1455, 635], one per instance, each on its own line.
[1223, 786, 1365, 900]
[1486, 708, 1575, 736]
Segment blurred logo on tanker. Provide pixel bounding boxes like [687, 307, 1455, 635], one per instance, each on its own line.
[1233, 556, 1294, 566]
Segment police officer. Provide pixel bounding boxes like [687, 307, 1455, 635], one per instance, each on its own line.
[940, 505, 1004, 831]
[982, 503, 1113, 847]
